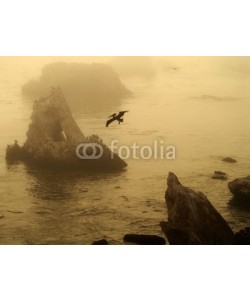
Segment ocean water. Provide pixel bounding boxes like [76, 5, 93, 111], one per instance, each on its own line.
[0, 57, 250, 244]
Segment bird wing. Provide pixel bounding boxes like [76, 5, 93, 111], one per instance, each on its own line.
[106, 118, 116, 127]
[108, 113, 116, 118]
[117, 111, 129, 118]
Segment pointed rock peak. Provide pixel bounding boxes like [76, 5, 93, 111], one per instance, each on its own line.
[167, 172, 181, 186]
[162, 172, 235, 244]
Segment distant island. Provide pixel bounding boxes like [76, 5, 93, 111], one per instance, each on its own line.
[22, 62, 131, 103]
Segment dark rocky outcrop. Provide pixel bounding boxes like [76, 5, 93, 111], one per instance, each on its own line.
[222, 157, 237, 163]
[212, 171, 228, 180]
[228, 176, 250, 199]
[161, 172, 235, 245]
[92, 239, 109, 245]
[6, 89, 127, 171]
[234, 227, 250, 245]
[123, 234, 166, 245]
[22, 62, 131, 103]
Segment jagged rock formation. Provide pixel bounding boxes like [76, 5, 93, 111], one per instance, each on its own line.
[160, 172, 235, 245]
[228, 176, 250, 199]
[6, 89, 127, 170]
[22, 62, 131, 102]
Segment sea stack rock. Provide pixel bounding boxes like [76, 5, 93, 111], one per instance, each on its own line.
[228, 176, 250, 199]
[6, 89, 127, 170]
[160, 172, 235, 245]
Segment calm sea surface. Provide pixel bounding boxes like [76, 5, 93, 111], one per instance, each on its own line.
[0, 57, 250, 244]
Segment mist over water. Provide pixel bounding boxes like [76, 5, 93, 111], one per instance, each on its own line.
[0, 57, 250, 244]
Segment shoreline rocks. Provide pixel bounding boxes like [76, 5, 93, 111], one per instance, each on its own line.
[161, 172, 235, 245]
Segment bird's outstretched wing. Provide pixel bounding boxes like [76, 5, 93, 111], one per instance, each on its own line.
[106, 118, 116, 127]
[117, 111, 129, 118]
[108, 113, 116, 118]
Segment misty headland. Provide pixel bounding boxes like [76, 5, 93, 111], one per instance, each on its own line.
[22, 62, 131, 102]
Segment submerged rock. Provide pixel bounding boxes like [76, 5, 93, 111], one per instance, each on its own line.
[222, 157, 237, 163]
[228, 176, 250, 199]
[161, 172, 235, 245]
[212, 171, 228, 180]
[123, 234, 166, 245]
[6, 89, 127, 170]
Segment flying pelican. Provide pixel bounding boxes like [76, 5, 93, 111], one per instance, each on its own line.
[106, 111, 129, 127]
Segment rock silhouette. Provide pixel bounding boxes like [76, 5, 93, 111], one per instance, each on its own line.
[6, 89, 127, 170]
[161, 172, 235, 245]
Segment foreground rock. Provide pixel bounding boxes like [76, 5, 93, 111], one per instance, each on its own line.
[228, 176, 250, 199]
[123, 234, 166, 245]
[161, 172, 235, 245]
[222, 157, 237, 163]
[6, 89, 127, 170]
